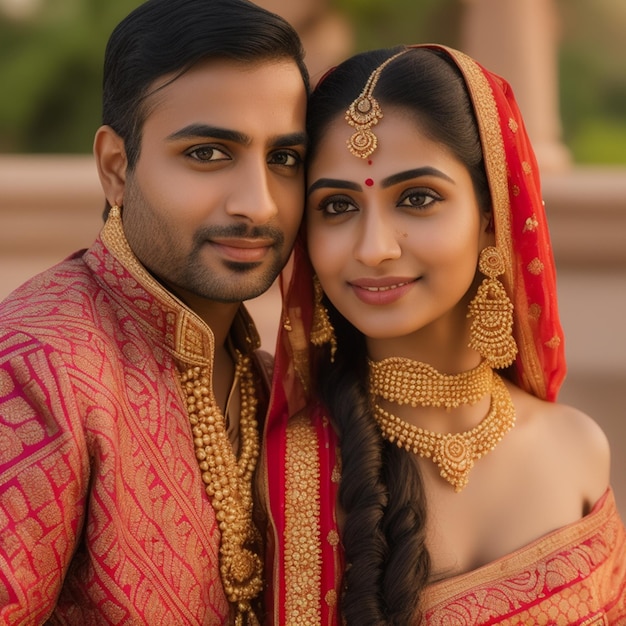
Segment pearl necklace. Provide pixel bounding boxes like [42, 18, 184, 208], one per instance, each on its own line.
[370, 360, 515, 492]
[180, 350, 262, 626]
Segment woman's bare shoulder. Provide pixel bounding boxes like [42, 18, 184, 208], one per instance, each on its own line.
[509, 384, 611, 508]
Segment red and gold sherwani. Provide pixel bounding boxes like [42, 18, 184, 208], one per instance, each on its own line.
[0, 210, 267, 624]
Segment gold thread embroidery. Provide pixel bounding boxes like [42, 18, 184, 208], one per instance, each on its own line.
[528, 303, 542, 321]
[423, 46, 548, 402]
[509, 118, 518, 133]
[327, 530, 340, 547]
[527, 258, 544, 275]
[285, 413, 322, 624]
[447, 51, 513, 287]
[523, 215, 539, 232]
[512, 184, 520, 197]
[522, 161, 532, 174]
[101, 206, 216, 365]
[325, 589, 338, 607]
[545, 336, 561, 350]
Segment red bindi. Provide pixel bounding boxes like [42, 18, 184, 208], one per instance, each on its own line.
[365, 178, 374, 187]
[368, 160, 373, 165]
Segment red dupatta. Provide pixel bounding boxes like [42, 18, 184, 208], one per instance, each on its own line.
[263, 44, 566, 625]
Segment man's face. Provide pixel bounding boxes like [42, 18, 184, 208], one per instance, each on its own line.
[121, 58, 307, 304]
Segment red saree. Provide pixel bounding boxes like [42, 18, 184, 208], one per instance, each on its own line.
[263, 44, 626, 624]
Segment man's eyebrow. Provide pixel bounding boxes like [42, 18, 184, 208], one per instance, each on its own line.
[381, 167, 454, 188]
[166, 123, 249, 144]
[307, 178, 361, 196]
[270, 132, 308, 148]
[166, 125, 307, 151]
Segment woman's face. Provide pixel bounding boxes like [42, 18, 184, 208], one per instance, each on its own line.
[306, 106, 492, 357]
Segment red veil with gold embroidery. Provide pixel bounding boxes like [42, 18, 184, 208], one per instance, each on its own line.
[261, 46, 626, 625]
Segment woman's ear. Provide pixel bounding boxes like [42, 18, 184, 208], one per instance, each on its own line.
[93, 125, 127, 207]
[480, 208, 496, 247]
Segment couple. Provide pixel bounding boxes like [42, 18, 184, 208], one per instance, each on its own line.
[0, 0, 624, 624]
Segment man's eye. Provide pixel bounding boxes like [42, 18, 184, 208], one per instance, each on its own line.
[269, 150, 301, 167]
[187, 146, 230, 162]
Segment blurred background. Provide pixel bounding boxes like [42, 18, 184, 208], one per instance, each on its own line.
[0, 0, 625, 517]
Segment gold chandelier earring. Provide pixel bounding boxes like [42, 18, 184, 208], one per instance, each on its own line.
[310, 275, 337, 362]
[467, 246, 518, 369]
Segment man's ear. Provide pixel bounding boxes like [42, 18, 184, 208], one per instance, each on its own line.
[93, 125, 128, 207]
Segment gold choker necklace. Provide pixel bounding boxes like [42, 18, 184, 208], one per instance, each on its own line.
[368, 357, 492, 409]
[369, 358, 515, 492]
[180, 351, 262, 626]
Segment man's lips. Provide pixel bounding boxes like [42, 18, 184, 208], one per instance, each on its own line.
[349, 277, 418, 304]
[210, 238, 275, 263]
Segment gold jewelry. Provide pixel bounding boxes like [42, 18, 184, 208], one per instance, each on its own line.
[180, 351, 262, 626]
[310, 275, 337, 362]
[372, 373, 515, 492]
[467, 246, 518, 369]
[369, 357, 492, 409]
[345, 49, 410, 159]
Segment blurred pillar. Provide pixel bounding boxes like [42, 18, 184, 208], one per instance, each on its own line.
[461, 0, 571, 172]
[254, 0, 354, 84]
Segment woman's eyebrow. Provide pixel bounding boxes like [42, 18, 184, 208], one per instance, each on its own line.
[381, 167, 454, 188]
[307, 178, 362, 196]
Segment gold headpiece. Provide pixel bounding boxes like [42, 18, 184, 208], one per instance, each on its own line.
[345, 49, 410, 159]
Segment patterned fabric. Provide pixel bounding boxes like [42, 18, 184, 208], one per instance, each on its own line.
[264, 45, 626, 624]
[276, 418, 626, 626]
[434, 44, 565, 401]
[422, 488, 626, 625]
[0, 209, 265, 624]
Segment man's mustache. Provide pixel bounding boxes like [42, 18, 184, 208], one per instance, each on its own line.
[194, 223, 285, 246]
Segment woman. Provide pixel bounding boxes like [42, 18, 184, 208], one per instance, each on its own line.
[262, 45, 626, 625]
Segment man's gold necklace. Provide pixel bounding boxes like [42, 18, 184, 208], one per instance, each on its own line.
[179, 350, 262, 625]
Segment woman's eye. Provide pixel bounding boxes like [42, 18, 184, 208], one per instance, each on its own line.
[319, 196, 357, 215]
[187, 145, 230, 162]
[268, 150, 302, 168]
[398, 189, 441, 209]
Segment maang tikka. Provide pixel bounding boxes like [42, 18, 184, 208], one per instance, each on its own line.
[345, 49, 410, 159]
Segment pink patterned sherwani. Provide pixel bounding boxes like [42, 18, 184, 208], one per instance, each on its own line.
[0, 210, 266, 625]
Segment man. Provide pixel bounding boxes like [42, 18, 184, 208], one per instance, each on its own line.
[0, 0, 308, 623]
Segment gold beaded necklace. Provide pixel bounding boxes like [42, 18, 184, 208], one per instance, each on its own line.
[368, 357, 493, 408]
[179, 350, 262, 626]
[369, 358, 515, 492]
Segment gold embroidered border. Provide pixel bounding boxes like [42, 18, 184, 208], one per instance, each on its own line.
[442, 47, 547, 398]
[100, 206, 215, 366]
[285, 412, 322, 624]
[447, 49, 513, 282]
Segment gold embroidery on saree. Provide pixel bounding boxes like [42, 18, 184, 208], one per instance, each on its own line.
[285, 413, 322, 624]
[446, 48, 547, 399]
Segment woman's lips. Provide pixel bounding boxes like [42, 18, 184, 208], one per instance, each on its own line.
[349, 277, 417, 305]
